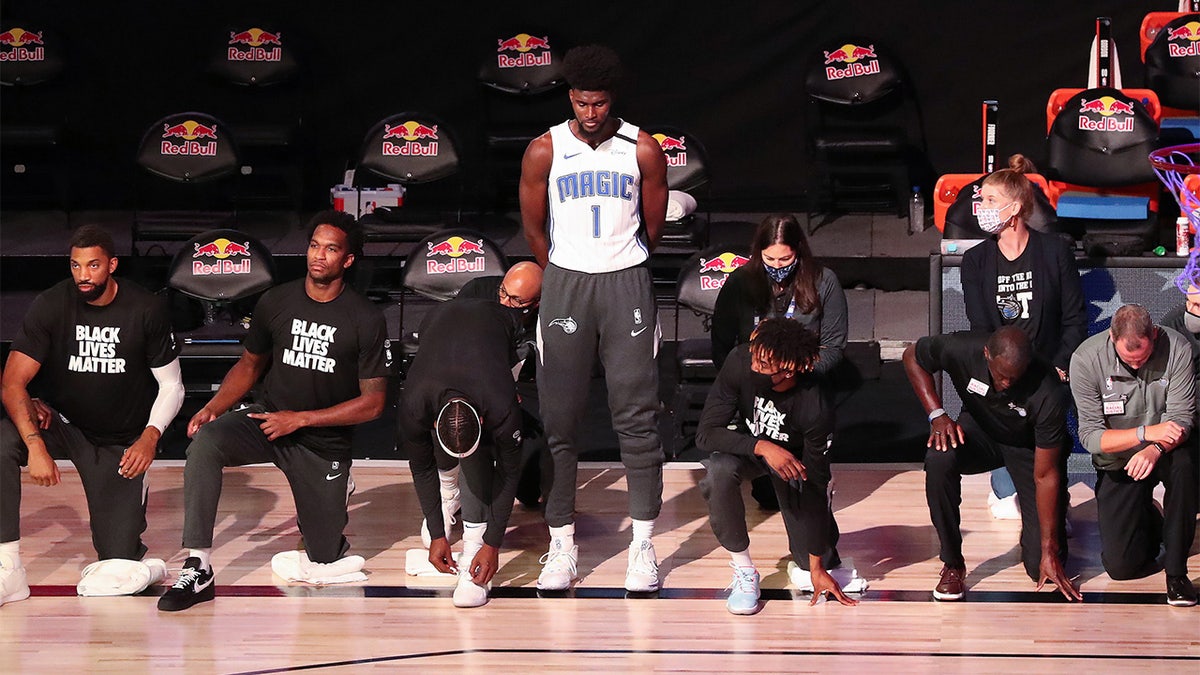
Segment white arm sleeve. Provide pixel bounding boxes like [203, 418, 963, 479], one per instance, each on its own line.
[147, 358, 186, 434]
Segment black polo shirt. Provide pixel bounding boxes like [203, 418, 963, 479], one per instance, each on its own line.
[915, 331, 1067, 450]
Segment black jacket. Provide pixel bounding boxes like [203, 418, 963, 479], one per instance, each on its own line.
[960, 229, 1086, 372]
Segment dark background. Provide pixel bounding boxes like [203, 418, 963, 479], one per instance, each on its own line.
[0, 0, 1170, 211]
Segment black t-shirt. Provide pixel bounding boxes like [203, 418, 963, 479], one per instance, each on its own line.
[12, 278, 181, 446]
[994, 248, 1042, 342]
[244, 279, 390, 459]
[695, 345, 834, 485]
[399, 297, 523, 547]
[915, 331, 1067, 449]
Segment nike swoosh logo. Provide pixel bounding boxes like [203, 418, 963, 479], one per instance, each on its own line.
[1102, 393, 1120, 399]
[630, 327, 648, 337]
[563, 152, 582, 159]
[194, 576, 213, 592]
[326, 473, 342, 481]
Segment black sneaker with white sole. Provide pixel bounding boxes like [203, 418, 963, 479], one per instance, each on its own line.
[157, 557, 215, 612]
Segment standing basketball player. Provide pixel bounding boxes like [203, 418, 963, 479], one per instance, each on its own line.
[519, 44, 669, 592]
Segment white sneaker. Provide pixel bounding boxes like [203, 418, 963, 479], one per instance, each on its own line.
[787, 559, 868, 594]
[0, 555, 30, 606]
[452, 541, 489, 608]
[987, 491, 1021, 520]
[420, 491, 462, 548]
[536, 539, 578, 591]
[624, 540, 659, 593]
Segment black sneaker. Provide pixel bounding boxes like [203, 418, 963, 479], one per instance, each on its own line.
[157, 557, 215, 612]
[1166, 575, 1198, 607]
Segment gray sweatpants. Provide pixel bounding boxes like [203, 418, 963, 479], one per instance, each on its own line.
[0, 416, 149, 561]
[180, 405, 351, 564]
[536, 263, 664, 527]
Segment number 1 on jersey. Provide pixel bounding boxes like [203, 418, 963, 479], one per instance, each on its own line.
[591, 205, 601, 238]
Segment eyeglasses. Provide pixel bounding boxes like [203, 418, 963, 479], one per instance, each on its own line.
[499, 283, 538, 309]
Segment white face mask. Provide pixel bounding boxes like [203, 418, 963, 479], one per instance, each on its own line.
[976, 201, 1015, 234]
[1185, 310, 1200, 334]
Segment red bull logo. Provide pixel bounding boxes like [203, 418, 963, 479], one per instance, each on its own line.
[823, 43, 880, 80]
[698, 252, 751, 290]
[227, 27, 283, 62]
[1077, 96, 1136, 133]
[652, 133, 688, 168]
[1166, 21, 1200, 57]
[426, 236, 487, 274]
[161, 120, 219, 156]
[192, 237, 252, 275]
[0, 27, 45, 62]
[381, 121, 439, 157]
[496, 33, 553, 68]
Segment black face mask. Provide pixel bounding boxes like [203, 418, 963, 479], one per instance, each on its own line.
[764, 261, 797, 284]
[750, 371, 777, 391]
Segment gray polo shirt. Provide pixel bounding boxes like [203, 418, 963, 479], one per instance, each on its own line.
[1068, 326, 1195, 471]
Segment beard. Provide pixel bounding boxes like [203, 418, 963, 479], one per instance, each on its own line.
[76, 279, 107, 302]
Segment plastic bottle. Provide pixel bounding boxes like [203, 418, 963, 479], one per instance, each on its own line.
[1176, 216, 1191, 257]
[908, 186, 925, 234]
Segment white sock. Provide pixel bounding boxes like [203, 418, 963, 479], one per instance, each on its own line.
[188, 548, 212, 570]
[0, 540, 20, 568]
[631, 518, 654, 544]
[462, 521, 486, 545]
[729, 548, 754, 570]
[439, 467, 461, 498]
[549, 523, 575, 550]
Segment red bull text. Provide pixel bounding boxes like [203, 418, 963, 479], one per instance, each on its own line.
[824, 43, 880, 80]
[698, 253, 750, 290]
[382, 123, 439, 157]
[1077, 97, 1136, 133]
[161, 121, 219, 156]
[0, 28, 44, 61]
[425, 237, 486, 274]
[1166, 22, 1200, 57]
[496, 33, 553, 68]
[192, 239, 252, 275]
[227, 28, 283, 62]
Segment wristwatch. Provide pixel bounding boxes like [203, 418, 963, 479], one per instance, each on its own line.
[1135, 425, 1146, 443]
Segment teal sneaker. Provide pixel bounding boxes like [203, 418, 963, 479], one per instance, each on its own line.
[725, 563, 761, 615]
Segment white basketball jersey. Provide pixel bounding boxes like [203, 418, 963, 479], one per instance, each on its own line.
[546, 119, 648, 273]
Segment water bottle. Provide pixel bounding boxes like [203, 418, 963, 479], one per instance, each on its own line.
[908, 186, 925, 234]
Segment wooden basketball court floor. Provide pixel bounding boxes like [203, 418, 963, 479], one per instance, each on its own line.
[1, 461, 1197, 673]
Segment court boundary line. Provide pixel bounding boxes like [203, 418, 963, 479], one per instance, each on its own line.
[229, 647, 1200, 674]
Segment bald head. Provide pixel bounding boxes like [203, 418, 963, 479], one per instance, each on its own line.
[983, 326, 1033, 392]
[499, 261, 543, 308]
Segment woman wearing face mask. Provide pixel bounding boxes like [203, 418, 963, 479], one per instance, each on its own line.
[711, 213, 848, 510]
[961, 154, 1087, 517]
[961, 154, 1086, 383]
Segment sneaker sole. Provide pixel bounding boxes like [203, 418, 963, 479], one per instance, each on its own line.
[726, 600, 761, 615]
[536, 578, 573, 591]
[1167, 597, 1198, 607]
[932, 589, 965, 601]
[1, 587, 31, 605]
[625, 581, 660, 593]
